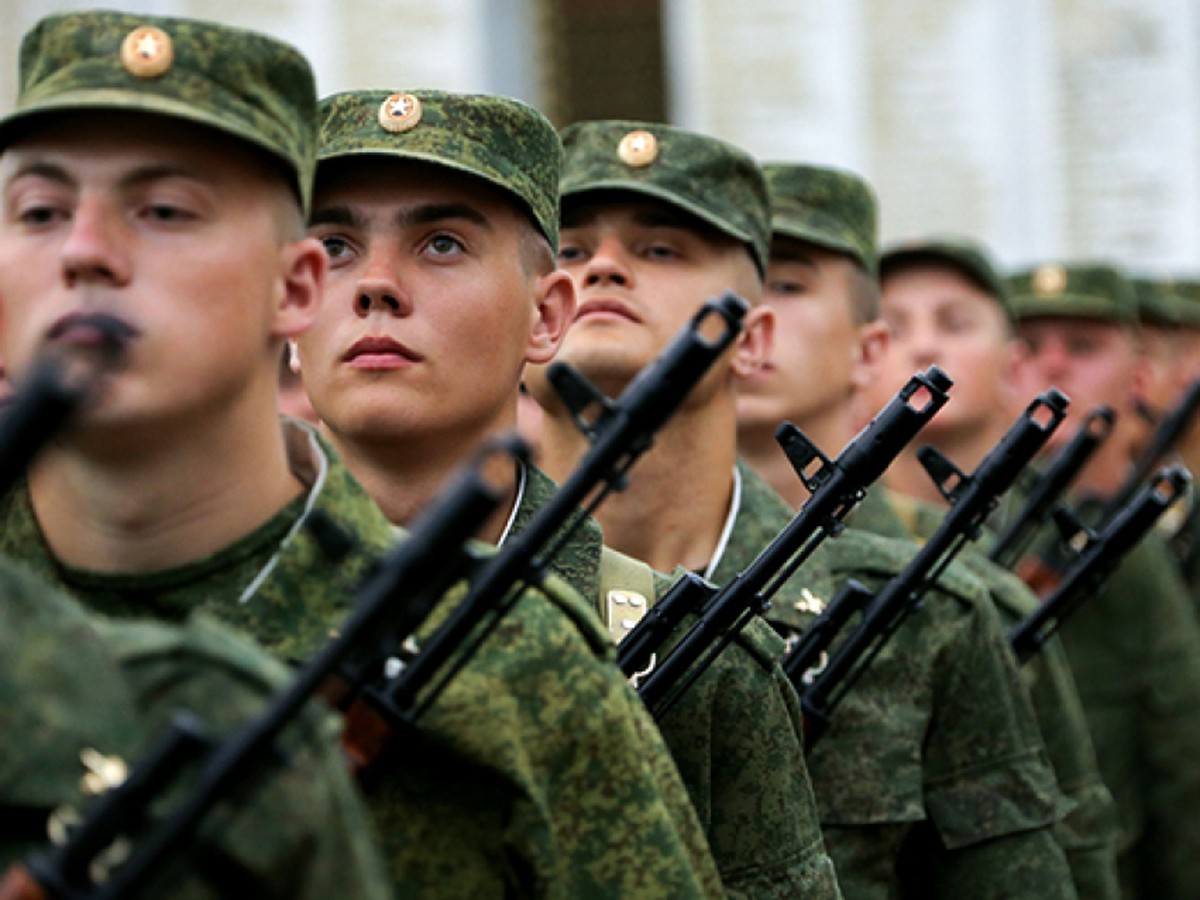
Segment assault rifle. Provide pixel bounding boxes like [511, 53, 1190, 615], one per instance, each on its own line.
[1010, 465, 1190, 664]
[0, 314, 130, 497]
[628, 366, 954, 720]
[1101, 377, 1200, 521]
[336, 293, 749, 768]
[0, 440, 513, 900]
[988, 406, 1115, 569]
[786, 389, 1068, 748]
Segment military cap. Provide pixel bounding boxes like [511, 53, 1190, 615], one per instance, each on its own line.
[318, 90, 562, 250]
[1164, 278, 1200, 329]
[1130, 277, 1184, 328]
[0, 10, 318, 212]
[1007, 262, 1136, 324]
[762, 163, 878, 274]
[559, 120, 770, 276]
[880, 235, 1016, 322]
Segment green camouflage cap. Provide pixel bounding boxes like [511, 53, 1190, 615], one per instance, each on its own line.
[1007, 262, 1136, 325]
[1163, 278, 1200, 329]
[880, 235, 1015, 322]
[0, 10, 318, 213]
[1130, 277, 1184, 328]
[559, 120, 770, 276]
[317, 90, 562, 250]
[762, 163, 878, 274]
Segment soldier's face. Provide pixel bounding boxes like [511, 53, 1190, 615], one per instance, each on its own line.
[878, 265, 1019, 441]
[535, 197, 764, 406]
[0, 114, 318, 435]
[297, 160, 571, 447]
[1014, 317, 1142, 454]
[736, 239, 863, 437]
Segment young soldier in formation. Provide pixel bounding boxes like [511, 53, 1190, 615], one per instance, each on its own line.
[293, 91, 832, 899]
[733, 163, 1077, 898]
[998, 263, 1200, 899]
[0, 560, 392, 898]
[870, 235, 1121, 897]
[0, 13, 720, 897]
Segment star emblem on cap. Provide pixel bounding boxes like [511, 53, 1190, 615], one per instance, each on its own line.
[617, 130, 658, 167]
[120, 25, 174, 79]
[1032, 264, 1068, 296]
[378, 92, 422, 133]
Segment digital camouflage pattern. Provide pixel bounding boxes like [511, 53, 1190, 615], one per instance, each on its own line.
[318, 89, 562, 250]
[0, 10, 318, 213]
[1008, 262, 1136, 325]
[1003, 489, 1200, 900]
[719, 462, 1076, 899]
[880, 235, 1016, 323]
[1167, 278, 1200, 328]
[512, 463, 840, 898]
[559, 119, 771, 275]
[0, 559, 392, 899]
[762, 163, 878, 274]
[1131, 277, 1184, 327]
[0, 423, 724, 896]
[884, 489, 1121, 900]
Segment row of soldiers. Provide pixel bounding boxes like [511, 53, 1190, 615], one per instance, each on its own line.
[2, 8, 1199, 899]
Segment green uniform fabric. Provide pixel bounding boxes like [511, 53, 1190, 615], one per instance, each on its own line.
[0, 560, 391, 899]
[1010, 491, 1200, 900]
[0, 421, 722, 897]
[883, 489, 1121, 900]
[718, 461, 1075, 899]
[513, 463, 841, 898]
[1159, 479, 1200, 606]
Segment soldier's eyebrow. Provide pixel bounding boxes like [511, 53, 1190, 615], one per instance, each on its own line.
[770, 245, 819, 269]
[395, 202, 491, 232]
[308, 205, 364, 230]
[5, 160, 76, 190]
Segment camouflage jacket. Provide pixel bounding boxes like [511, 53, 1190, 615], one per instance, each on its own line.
[884, 488, 1120, 900]
[513, 463, 841, 899]
[1009, 489, 1200, 900]
[716, 461, 1075, 900]
[0, 560, 392, 899]
[0, 420, 723, 897]
[1160, 477, 1200, 607]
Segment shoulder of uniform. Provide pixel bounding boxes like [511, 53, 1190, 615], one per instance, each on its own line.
[825, 527, 988, 606]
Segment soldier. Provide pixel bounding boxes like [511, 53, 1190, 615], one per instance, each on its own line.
[0, 559, 392, 898]
[527, 126, 1072, 895]
[870, 233, 1122, 897]
[0, 13, 721, 896]
[292, 90, 831, 898]
[1004, 262, 1200, 899]
[732, 163, 1079, 897]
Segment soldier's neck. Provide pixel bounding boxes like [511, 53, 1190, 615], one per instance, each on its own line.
[738, 408, 852, 511]
[539, 394, 740, 575]
[885, 419, 1008, 508]
[328, 424, 517, 546]
[28, 394, 304, 574]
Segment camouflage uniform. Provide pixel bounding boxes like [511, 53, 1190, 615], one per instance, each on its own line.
[0, 559, 392, 899]
[514, 462, 841, 898]
[0, 19, 722, 896]
[717, 461, 1075, 899]
[1007, 264, 1200, 899]
[884, 489, 1121, 900]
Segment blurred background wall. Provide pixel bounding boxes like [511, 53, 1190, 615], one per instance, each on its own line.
[4, 0, 1198, 275]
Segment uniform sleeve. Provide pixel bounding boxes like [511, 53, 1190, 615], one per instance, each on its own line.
[658, 616, 841, 899]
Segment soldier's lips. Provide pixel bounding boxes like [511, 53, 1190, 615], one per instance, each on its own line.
[44, 312, 138, 352]
[575, 299, 640, 323]
[344, 334, 422, 370]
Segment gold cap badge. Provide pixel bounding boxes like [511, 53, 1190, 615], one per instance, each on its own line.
[120, 25, 173, 79]
[378, 93, 422, 134]
[1032, 264, 1068, 297]
[617, 130, 658, 168]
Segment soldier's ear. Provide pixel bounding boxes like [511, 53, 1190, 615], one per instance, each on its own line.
[273, 235, 328, 340]
[731, 304, 774, 378]
[525, 270, 576, 365]
[850, 319, 889, 393]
